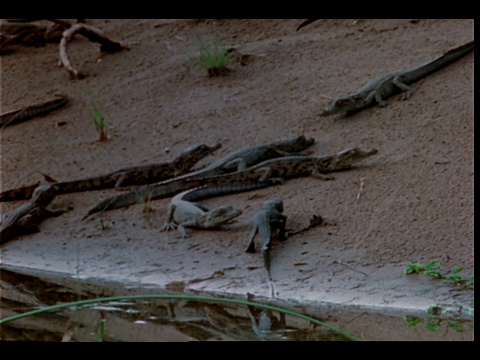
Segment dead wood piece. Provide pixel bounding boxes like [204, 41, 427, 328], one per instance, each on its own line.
[0, 95, 69, 128]
[59, 23, 126, 79]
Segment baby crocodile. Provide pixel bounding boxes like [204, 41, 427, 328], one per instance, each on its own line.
[157, 134, 315, 183]
[190, 147, 379, 187]
[161, 181, 273, 238]
[320, 40, 474, 116]
[84, 134, 315, 217]
[0, 183, 69, 245]
[0, 143, 221, 202]
[161, 190, 241, 239]
[0, 20, 68, 54]
[246, 198, 287, 287]
[84, 146, 376, 219]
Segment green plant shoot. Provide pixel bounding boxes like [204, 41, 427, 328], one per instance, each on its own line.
[87, 86, 108, 141]
[193, 40, 231, 77]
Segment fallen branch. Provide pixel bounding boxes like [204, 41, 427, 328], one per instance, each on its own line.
[0, 95, 69, 129]
[59, 23, 127, 79]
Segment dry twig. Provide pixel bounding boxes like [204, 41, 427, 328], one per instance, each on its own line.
[59, 23, 126, 79]
[355, 176, 365, 203]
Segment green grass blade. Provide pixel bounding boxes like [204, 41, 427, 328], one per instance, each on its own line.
[0, 294, 361, 341]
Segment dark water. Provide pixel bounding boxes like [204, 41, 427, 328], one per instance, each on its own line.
[0, 268, 473, 341]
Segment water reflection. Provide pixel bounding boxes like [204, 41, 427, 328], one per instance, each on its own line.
[0, 268, 474, 341]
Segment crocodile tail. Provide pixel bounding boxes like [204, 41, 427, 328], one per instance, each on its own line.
[83, 190, 145, 219]
[403, 40, 474, 84]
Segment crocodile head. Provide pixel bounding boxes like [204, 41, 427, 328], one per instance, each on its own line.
[330, 147, 378, 170]
[319, 94, 369, 116]
[31, 183, 58, 207]
[201, 205, 242, 228]
[263, 198, 284, 213]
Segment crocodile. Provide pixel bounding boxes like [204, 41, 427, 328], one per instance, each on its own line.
[247, 200, 325, 298]
[0, 183, 70, 245]
[0, 95, 69, 128]
[0, 19, 74, 54]
[246, 198, 287, 287]
[161, 181, 279, 238]
[83, 134, 315, 217]
[188, 147, 379, 188]
[0, 19, 70, 55]
[84, 146, 376, 218]
[161, 188, 243, 238]
[320, 40, 474, 116]
[0, 143, 221, 202]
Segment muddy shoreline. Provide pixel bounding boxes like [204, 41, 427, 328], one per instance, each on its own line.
[0, 19, 474, 341]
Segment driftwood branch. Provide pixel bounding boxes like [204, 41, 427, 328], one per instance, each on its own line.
[59, 23, 127, 79]
[0, 95, 69, 129]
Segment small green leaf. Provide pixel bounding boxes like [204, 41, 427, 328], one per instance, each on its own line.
[444, 274, 463, 286]
[405, 263, 424, 274]
[448, 321, 465, 333]
[405, 316, 423, 328]
[466, 275, 474, 288]
[425, 260, 440, 270]
[425, 269, 442, 278]
[425, 319, 441, 332]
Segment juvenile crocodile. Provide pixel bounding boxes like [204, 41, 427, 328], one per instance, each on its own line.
[0, 183, 69, 245]
[84, 146, 376, 218]
[0, 143, 221, 202]
[161, 189, 241, 238]
[320, 40, 474, 116]
[246, 198, 287, 287]
[83, 135, 315, 217]
[161, 181, 279, 238]
[0, 95, 69, 128]
[0, 19, 71, 54]
[189, 147, 379, 187]
[159, 134, 315, 182]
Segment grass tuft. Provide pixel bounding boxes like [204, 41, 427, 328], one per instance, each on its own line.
[405, 260, 473, 289]
[87, 86, 108, 141]
[192, 40, 231, 77]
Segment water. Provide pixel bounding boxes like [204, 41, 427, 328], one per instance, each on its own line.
[0, 268, 473, 341]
